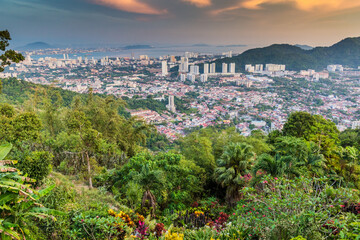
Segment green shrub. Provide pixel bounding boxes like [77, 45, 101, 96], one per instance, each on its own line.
[18, 150, 53, 185]
[231, 176, 358, 239]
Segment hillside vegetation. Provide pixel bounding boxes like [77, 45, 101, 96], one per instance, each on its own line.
[216, 37, 360, 71]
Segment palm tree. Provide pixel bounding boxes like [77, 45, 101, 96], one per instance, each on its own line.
[339, 146, 359, 181]
[252, 153, 284, 177]
[215, 142, 255, 206]
[118, 117, 155, 157]
[274, 136, 308, 163]
[302, 143, 326, 177]
[134, 163, 165, 217]
[253, 153, 302, 179]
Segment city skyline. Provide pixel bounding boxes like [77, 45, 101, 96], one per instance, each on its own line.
[1, 0, 360, 47]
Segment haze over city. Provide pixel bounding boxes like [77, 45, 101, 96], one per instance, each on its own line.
[2, 0, 360, 47]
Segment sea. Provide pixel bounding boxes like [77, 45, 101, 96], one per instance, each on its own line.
[30, 45, 256, 60]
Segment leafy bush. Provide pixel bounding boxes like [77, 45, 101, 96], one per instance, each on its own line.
[231, 176, 359, 239]
[17, 150, 53, 185]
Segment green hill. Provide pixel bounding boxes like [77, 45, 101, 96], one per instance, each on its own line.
[215, 37, 360, 71]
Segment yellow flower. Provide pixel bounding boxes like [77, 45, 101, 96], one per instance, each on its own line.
[165, 231, 184, 240]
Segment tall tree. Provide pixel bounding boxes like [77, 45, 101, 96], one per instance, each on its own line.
[65, 109, 101, 188]
[215, 142, 255, 206]
[0, 30, 24, 73]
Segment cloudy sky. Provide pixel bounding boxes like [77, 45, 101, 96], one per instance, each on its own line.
[1, 0, 360, 47]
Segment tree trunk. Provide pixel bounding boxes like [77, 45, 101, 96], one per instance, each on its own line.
[86, 151, 93, 189]
[226, 186, 241, 207]
[142, 189, 156, 217]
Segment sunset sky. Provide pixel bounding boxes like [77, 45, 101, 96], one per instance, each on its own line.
[1, 0, 360, 47]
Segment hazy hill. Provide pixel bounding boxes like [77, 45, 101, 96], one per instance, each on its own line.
[18, 42, 54, 50]
[215, 37, 360, 71]
[123, 45, 154, 50]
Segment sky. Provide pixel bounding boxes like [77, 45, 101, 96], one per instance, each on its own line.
[1, 0, 360, 47]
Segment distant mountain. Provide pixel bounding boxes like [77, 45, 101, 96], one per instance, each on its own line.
[123, 45, 154, 50]
[19, 42, 54, 50]
[215, 37, 360, 71]
[295, 44, 313, 50]
[217, 44, 247, 47]
[192, 44, 211, 47]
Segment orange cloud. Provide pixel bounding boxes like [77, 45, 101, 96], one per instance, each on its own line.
[93, 0, 167, 15]
[212, 0, 360, 15]
[182, 0, 212, 7]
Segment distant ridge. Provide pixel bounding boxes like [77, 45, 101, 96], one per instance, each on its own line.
[295, 44, 313, 50]
[215, 37, 360, 71]
[123, 45, 154, 50]
[19, 42, 54, 50]
[217, 44, 247, 47]
[192, 44, 211, 47]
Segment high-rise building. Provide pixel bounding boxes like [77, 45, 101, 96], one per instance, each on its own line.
[223, 51, 232, 58]
[170, 55, 176, 63]
[179, 57, 189, 73]
[187, 74, 196, 82]
[229, 63, 236, 74]
[167, 95, 176, 112]
[190, 65, 200, 75]
[162, 61, 168, 76]
[265, 64, 286, 72]
[195, 65, 199, 75]
[200, 74, 208, 82]
[139, 55, 149, 60]
[222, 63, 228, 74]
[180, 74, 186, 82]
[255, 64, 263, 72]
[245, 64, 255, 72]
[210, 63, 216, 74]
[203, 63, 209, 74]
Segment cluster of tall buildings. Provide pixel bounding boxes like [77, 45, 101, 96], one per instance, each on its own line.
[245, 64, 286, 73]
[222, 51, 232, 58]
[179, 57, 189, 73]
[179, 61, 236, 83]
[221, 63, 236, 74]
[327, 65, 344, 72]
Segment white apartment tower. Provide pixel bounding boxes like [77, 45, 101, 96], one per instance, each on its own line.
[203, 63, 209, 74]
[210, 63, 216, 74]
[162, 61, 168, 76]
[255, 64, 263, 72]
[180, 74, 186, 82]
[229, 63, 236, 74]
[190, 65, 200, 75]
[200, 74, 208, 82]
[222, 63, 228, 74]
[179, 57, 189, 72]
[167, 95, 176, 112]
